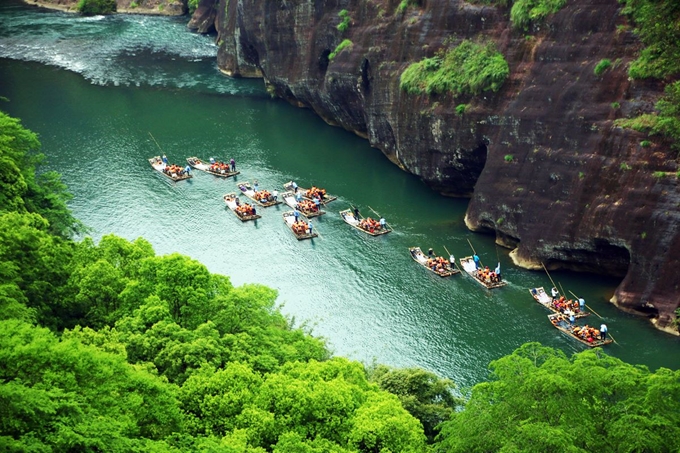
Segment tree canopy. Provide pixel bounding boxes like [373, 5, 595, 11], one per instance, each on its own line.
[1, 110, 678, 453]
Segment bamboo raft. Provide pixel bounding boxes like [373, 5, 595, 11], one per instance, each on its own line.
[283, 211, 317, 240]
[281, 191, 326, 218]
[223, 193, 261, 222]
[283, 181, 337, 204]
[187, 157, 239, 178]
[459, 256, 507, 289]
[530, 287, 589, 318]
[409, 247, 459, 277]
[548, 313, 612, 347]
[340, 209, 391, 236]
[237, 181, 281, 207]
[148, 156, 192, 181]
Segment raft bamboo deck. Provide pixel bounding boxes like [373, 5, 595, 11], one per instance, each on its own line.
[459, 256, 507, 289]
[148, 156, 192, 181]
[237, 181, 281, 207]
[409, 247, 459, 277]
[281, 191, 326, 218]
[340, 209, 391, 236]
[283, 181, 337, 204]
[530, 287, 589, 318]
[187, 157, 239, 178]
[223, 193, 261, 222]
[283, 211, 318, 240]
[548, 313, 612, 347]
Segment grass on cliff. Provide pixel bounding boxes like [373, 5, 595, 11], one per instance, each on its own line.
[510, 0, 566, 29]
[400, 40, 509, 97]
[615, 81, 680, 150]
[615, 0, 680, 150]
[329, 39, 353, 60]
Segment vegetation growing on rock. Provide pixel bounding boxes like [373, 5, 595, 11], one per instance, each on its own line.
[400, 40, 509, 97]
[509, 0, 566, 29]
[77, 0, 116, 15]
[615, 0, 680, 149]
[329, 39, 353, 60]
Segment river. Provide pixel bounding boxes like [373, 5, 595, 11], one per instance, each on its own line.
[1, 0, 677, 388]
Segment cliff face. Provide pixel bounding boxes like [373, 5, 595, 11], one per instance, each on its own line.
[209, 0, 678, 333]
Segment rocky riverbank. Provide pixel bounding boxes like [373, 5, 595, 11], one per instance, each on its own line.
[23, 0, 185, 15]
[201, 0, 679, 334]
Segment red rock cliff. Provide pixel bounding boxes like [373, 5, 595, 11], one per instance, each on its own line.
[203, 0, 679, 333]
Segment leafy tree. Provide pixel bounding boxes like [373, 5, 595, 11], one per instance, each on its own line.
[369, 365, 461, 441]
[435, 343, 680, 453]
[0, 111, 82, 238]
[77, 0, 116, 15]
[0, 319, 183, 451]
[0, 212, 74, 329]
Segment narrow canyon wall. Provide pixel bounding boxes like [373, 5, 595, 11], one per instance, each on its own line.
[208, 0, 680, 333]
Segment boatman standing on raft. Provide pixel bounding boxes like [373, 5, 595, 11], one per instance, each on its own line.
[473, 253, 480, 269]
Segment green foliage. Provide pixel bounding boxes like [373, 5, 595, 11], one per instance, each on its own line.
[0, 111, 82, 237]
[187, 0, 197, 14]
[0, 319, 183, 451]
[611, 101, 620, 109]
[641, 231, 647, 239]
[337, 9, 350, 32]
[76, 0, 116, 15]
[497, 217, 504, 225]
[400, 40, 509, 97]
[504, 154, 514, 162]
[455, 104, 468, 115]
[620, 162, 632, 171]
[329, 39, 353, 60]
[369, 365, 461, 441]
[620, 0, 680, 80]
[641, 140, 652, 147]
[436, 342, 680, 453]
[579, 171, 585, 179]
[615, 82, 680, 150]
[594, 58, 612, 76]
[653, 171, 666, 178]
[130, 1, 138, 7]
[509, 0, 566, 29]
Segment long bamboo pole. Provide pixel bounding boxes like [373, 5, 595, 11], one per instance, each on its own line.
[148, 132, 165, 155]
[541, 262, 558, 290]
[368, 206, 391, 230]
[444, 245, 463, 273]
[568, 290, 604, 319]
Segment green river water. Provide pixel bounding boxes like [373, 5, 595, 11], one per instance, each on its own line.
[1, 0, 677, 388]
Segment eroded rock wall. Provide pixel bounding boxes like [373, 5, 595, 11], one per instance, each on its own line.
[210, 0, 679, 333]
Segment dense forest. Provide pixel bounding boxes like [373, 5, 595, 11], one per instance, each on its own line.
[1, 110, 679, 451]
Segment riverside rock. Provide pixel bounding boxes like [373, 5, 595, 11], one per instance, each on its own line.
[205, 0, 679, 333]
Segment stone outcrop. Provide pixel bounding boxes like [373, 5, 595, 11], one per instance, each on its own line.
[206, 0, 680, 333]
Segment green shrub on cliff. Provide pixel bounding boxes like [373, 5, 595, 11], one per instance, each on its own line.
[329, 39, 353, 60]
[615, 81, 680, 150]
[594, 59, 612, 76]
[620, 0, 680, 80]
[510, 0, 566, 29]
[337, 10, 351, 32]
[400, 40, 509, 97]
[77, 0, 116, 15]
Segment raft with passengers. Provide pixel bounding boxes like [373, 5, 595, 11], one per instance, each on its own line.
[530, 287, 589, 318]
[409, 247, 459, 277]
[548, 313, 612, 347]
[281, 191, 326, 217]
[148, 156, 192, 181]
[283, 181, 337, 204]
[223, 193, 261, 221]
[459, 256, 507, 289]
[340, 208, 391, 236]
[187, 156, 239, 178]
[283, 211, 317, 240]
[238, 181, 281, 207]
